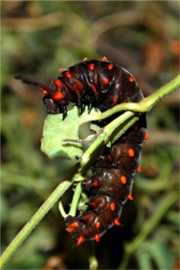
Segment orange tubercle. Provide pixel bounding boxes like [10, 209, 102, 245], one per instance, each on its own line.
[76, 235, 85, 247]
[66, 227, 74, 233]
[120, 175, 127, 184]
[95, 234, 101, 242]
[89, 63, 95, 70]
[65, 71, 71, 78]
[102, 56, 107, 61]
[93, 179, 99, 187]
[70, 222, 79, 228]
[128, 76, 135, 83]
[66, 222, 79, 233]
[59, 68, 64, 73]
[128, 193, 133, 201]
[104, 78, 109, 85]
[66, 225, 77, 233]
[144, 133, 149, 140]
[54, 79, 62, 86]
[136, 165, 142, 173]
[96, 221, 101, 229]
[107, 63, 114, 70]
[110, 202, 116, 211]
[114, 218, 121, 226]
[52, 91, 64, 101]
[128, 148, 135, 157]
[52, 79, 65, 100]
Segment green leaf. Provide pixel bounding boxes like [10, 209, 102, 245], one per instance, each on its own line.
[137, 241, 174, 270]
[136, 251, 153, 270]
[41, 106, 99, 159]
[166, 211, 180, 226]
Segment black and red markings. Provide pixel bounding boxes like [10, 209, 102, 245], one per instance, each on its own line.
[15, 57, 148, 247]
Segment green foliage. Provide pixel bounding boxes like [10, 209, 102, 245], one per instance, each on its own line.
[136, 240, 174, 270]
[41, 106, 98, 159]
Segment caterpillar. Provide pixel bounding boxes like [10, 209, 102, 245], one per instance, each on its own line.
[15, 57, 148, 247]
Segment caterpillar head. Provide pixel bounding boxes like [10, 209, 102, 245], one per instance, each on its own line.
[15, 76, 68, 118]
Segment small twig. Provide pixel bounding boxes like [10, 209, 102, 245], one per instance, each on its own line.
[68, 183, 82, 217]
[58, 201, 68, 218]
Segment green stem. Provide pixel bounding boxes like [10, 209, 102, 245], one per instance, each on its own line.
[58, 200, 68, 218]
[89, 255, 98, 270]
[91, 74, 180, 121]
[118, 191, 179, 270]
[81, 111, 135, 167]
[140, 74, 180, 112]
[81, 74, 180, 167]
[68, 183, 82, 216]
[111, 114, 139, 144]
[0, 181, 72, 267]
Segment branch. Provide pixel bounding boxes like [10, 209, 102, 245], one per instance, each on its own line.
[0, 75, 179, 267]
[0, 181, 72, 267]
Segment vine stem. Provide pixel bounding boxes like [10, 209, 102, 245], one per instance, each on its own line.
[0, 181, 72, 267]
[91, 74, 180, 121]
[81, 74, 180, 167]
[81, 111, 137, 167]
[0, 75, 179, 267]
[58, 183, 82, 218]
[68, 183, 82, 217]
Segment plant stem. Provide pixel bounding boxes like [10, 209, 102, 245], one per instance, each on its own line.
[111, 114, 139, 144]
[89, 255, 99, 270]
[0, 181, 72, 267]
[58, 200, 68, 218]
[81, 74, 180, 167]
[81, 111, 135, 167]
[118, 191, 179, 270]
[91, 74, 180, 121]
[140, 74, 180, 112]
[68, 183, 82, 216]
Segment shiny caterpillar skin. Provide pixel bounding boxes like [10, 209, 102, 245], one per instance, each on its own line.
[15, 57, 148, 247]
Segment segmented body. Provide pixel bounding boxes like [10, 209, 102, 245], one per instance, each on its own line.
[15, 58, 147, 247]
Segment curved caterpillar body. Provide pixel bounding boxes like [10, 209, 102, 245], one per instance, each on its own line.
[16, 58, 147, 247]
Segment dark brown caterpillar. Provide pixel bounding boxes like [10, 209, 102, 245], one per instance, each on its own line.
[15, 57, 148, 247]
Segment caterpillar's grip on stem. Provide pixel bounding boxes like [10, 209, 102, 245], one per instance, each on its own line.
[15, 58, 147, 247]
[0, 73, 179, 267]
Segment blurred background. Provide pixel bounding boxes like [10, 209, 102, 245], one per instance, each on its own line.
[1, 1, 179, 269]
